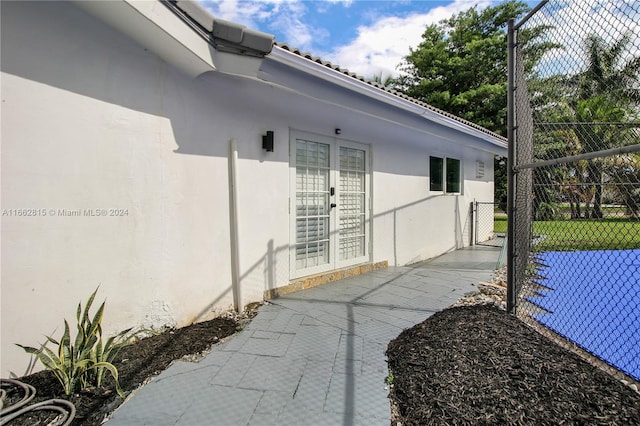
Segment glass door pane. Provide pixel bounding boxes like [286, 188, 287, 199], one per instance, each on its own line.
[338, 147, 366, 261]
[295, 139, 331, 270]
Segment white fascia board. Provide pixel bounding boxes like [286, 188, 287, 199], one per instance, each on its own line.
[267, 46, 507, 153]
[72, 0, 216, 78]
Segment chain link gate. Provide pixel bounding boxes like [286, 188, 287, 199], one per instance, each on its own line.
[508, 0, 640, 384]
[472, 202, 506, 248]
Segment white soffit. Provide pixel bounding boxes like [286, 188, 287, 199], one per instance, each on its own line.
[72, 0, 216, 78]
[265, 46, 508, 154]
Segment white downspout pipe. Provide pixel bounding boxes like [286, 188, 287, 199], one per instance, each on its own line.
[228, 139, 243, 312]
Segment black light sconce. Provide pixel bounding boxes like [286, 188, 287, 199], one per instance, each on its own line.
[335, 128, 342, 135]
[262, 130, 274, 152]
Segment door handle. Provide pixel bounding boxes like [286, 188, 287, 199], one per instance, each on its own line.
[330, 187, 335, 196]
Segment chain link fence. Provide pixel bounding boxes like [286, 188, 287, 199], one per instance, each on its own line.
[508, 0, 640, 383]
[472, 202, 506, 248]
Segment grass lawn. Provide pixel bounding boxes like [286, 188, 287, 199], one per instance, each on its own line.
[554, 203, 629, 217]
[494, 216, 507, 234]
[493, 217, 640, 251]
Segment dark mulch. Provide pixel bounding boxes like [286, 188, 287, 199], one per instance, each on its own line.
[5, 317, 239, 425]
[6, 304, 640, 425]
[387, 305, 640, 425]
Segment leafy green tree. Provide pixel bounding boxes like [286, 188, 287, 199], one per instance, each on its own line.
[603, 151, 640, 219]
[532, 32, 640, 219]
[578, 33, 640, 108]
[395, 0, 555, 136]
[494, 156, 508, 212]
[394, 1, 557, 207]
[569, 33, 640, 218]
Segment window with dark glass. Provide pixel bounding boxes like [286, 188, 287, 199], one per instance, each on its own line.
[446, 158, 460, 193]
[429, 156, 443, 191]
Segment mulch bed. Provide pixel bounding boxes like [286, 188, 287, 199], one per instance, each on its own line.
[5, 317, 239, 425]
[5, 304, 639, 425]
[387, 305, 640, 425]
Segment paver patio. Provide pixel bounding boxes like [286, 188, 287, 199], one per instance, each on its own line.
[107, 246, 500, 425]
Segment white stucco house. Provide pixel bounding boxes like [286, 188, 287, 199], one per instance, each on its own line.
[0, 0, 506, 377]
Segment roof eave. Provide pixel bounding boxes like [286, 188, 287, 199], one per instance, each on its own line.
[72, 0, 217, 78]
[171, 1, 274, 57]
[73, 0, 275, 79]
[266, 45, 508, 154]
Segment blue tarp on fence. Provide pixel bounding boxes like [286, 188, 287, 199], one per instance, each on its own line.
[527, 249, 640, 381]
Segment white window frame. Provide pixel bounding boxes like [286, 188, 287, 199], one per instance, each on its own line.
[430, 155, 463, 195]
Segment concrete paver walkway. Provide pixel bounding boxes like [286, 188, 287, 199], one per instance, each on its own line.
[108, 246, 500, 425]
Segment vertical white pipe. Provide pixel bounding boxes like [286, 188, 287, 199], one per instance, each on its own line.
[228, 139, 243, 312]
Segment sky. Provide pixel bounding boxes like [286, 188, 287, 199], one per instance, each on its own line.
[198, 0, 639, 80]
[198, 0, 502, 79]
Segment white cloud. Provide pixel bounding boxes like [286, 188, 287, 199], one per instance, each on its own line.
[199, 0, 503, 78]
[200, 0, 322, 50]
[268, 2, 329, 50]
[324, 0, 354, 5]
[525, 0, 640, 77]
[323, 0, 492, 79]
[202, 0, 267, 27]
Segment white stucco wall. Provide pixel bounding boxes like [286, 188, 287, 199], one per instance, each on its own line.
[0, 1, 279, 377]
[1, 1, 498, 377]
[369, 136, 494, 266]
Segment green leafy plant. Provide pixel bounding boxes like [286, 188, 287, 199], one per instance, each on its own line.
[89, 330, 131, 389]
[17, 287, 133, 397]
[386, 372, 394, 386]
[535, 202, 559, 221]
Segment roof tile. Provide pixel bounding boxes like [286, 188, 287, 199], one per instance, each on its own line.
[275, 41, 506, 141]
[171, 2, 504, 143]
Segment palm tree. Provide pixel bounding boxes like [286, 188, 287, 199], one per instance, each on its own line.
[603, 149, 640, 219]
[370, 71, 395, 87]
[579, 33, 640, 107]
[571, 33, 640, 218]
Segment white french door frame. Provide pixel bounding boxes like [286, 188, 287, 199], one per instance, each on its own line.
[289, 130, 371, 279]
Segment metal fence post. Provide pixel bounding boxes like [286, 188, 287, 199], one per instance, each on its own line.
[470, 201, 475, 246]
[507, 0, 640, 383]
[506, 18, 517, 314]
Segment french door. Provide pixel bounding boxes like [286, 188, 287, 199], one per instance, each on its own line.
[290, 131, 370, 278]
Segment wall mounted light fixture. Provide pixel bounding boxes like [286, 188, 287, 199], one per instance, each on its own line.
[335, 128, 342, 135]
[262, 131, 274, 152]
